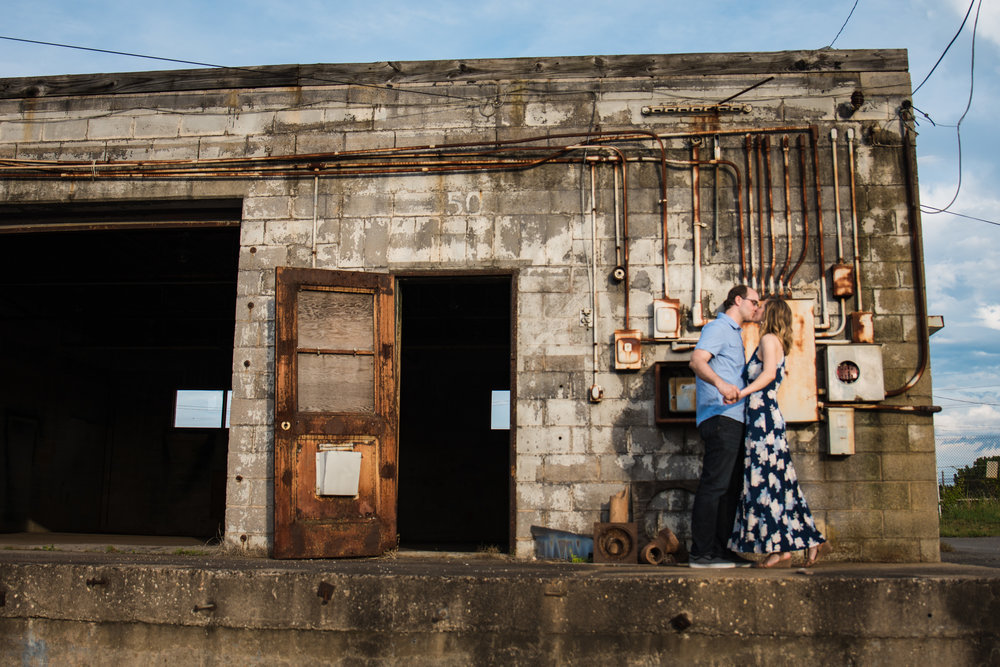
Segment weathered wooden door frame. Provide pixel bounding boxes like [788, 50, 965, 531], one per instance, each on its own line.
[273, 267, 397, 559]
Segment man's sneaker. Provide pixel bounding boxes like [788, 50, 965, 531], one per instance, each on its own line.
[688, 555, 737, 569]
[725, 552, 754, 568]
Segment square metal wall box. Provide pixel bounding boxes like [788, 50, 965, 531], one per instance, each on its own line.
[823, 344, 885, 402]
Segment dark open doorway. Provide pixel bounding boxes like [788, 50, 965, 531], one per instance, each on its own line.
[397, 276, 512, 552]
[0, 212, 240, 540]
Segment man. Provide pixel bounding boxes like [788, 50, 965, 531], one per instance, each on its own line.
[687, 285, 762, 568]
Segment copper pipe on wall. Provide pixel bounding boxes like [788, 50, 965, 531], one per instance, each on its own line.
[810, 125, 830, 329]
[820, 402, 941, 415]
[644, 156, 745, 288]
[762, 136, 776, 295]
[885, 118, 931, 397]
[779, 136, 793, 295]
[787, 134, 811, 287]
[744, 134, 756, 289]
[755, 136, 766, 293]
[846, 128, 863, 312]
[830, 128, 845, 265]
[691, 141, 705, 327]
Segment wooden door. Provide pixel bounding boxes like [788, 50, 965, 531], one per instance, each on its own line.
[274, 267, 397, 559]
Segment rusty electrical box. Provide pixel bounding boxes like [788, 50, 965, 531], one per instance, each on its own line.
[653, 361, 696, 424]
[614, 329, 642, 370]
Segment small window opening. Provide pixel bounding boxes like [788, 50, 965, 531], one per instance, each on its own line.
[174, 390, 232, 428]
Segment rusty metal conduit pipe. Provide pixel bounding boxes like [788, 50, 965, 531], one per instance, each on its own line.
[787, 135, 811, 288]
[885, 117, 931, 397]
[830, 129, 846, 265]
[821, 401, 941, 414]
[846, 128, 863, 312]
[636, 155, 746, 288]
[745, 135, 756, 288]
[755, 137, 766, 293]
[691, 141, 705, 327]
[763, 136, 777, 295]
[311, 174, 319, 269]
[589, 161, 601, 389]
[810, 126, 830, 330]
[779, 136, 793, 295]
[613, 163, 623, 270]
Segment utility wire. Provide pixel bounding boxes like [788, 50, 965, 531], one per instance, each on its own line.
[912, 0, 976, 96]
[915, 0, 981, 216]
[935, 394, 1000, 408]
[0, 34, 483, 103]
[826, 0, 860, 49]
[920, 206, 1000, 228]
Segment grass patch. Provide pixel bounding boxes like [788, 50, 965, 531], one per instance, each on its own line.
[939, 498, 1000, 537]
[172, 548, 210, 556]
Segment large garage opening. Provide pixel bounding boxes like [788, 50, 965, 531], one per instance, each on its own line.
[397, 276, 512, 552]
[0, 201, 241, 541]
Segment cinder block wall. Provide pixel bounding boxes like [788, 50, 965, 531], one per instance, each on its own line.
[0, 50, 938, 561]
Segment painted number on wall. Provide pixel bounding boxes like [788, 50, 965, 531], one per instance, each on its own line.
[446, 192, 482, 215]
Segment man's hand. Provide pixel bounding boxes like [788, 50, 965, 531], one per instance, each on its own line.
[717, 381, 740, 403]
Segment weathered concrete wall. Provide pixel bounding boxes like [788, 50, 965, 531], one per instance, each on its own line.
[0, 50, 937, 561]
[0, 555, 997, 665]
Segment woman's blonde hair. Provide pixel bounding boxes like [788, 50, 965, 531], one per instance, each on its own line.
[761, 298, 794, 354]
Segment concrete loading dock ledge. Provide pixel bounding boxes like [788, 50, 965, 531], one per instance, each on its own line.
[0, 551, 998, 664]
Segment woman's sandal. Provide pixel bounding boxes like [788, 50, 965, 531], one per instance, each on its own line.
[752, 553, 792, 569]
[805, 542, 831, 568]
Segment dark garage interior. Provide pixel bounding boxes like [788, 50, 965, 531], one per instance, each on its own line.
[0, 203, 240, 539]
[397, 277, 512, 552]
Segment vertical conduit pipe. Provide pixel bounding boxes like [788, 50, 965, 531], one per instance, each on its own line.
[589, 162, 601, 388]
[745, 135, 757, 290]
[613, 163, 623, 271]
[311, 174, 319, 269]
[755, 136, 766, 293]
[691, 141, 705, 327]
[811, 126, 830, 329]
[830, 128, 845, 265]
[763, 136, 776, 295]
[885, 118, 931, 396]
[846, 128, 863, 311]
[788, 135, 811, 287]
[780, 136, 793, 295]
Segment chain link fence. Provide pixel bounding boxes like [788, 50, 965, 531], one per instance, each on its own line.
[936, 430, 1000, 499]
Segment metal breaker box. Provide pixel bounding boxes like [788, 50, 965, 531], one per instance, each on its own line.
[824, 344, 885, 402]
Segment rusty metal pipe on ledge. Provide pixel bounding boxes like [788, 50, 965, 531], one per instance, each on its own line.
[820, 402, 941, 415]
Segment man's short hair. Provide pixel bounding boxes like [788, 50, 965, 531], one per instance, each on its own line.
[722, 285, 750, 311]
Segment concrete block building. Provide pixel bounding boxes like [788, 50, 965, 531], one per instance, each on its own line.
[0, 49, 939, 561]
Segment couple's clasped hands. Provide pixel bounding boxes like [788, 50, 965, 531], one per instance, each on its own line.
[718, 381, 743, 405]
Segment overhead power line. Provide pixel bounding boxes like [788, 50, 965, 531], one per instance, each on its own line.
[826, 0, 860, 49]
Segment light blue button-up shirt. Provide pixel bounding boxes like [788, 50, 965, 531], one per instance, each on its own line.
[694, 312, 746, 426]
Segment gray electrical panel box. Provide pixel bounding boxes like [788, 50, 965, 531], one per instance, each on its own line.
[826, 407, 855, 455]
[824, 344, 885, 402]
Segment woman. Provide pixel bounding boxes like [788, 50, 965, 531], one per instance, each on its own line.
[727, 298, 829, 568]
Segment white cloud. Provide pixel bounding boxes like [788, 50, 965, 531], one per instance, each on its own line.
[974, 305, 1000, 329]
[947, 0, 1000, 49]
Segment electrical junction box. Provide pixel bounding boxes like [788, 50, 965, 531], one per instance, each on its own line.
[668, 376, 697, 413]
[614, 329, 642, 370]
[652, 299, 681, 339]
[826, 407, 855, 455]
[824, 344, 885, 402]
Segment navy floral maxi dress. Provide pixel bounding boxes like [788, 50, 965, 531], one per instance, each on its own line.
[728, 348, 826, 554]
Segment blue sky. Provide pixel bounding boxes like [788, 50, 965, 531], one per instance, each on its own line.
[2, 1, 998, 470]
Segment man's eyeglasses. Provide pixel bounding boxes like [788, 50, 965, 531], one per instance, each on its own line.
[744, 298, 760, 307]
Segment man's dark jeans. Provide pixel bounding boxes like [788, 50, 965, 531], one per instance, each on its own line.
[690, 415, 745, 559]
